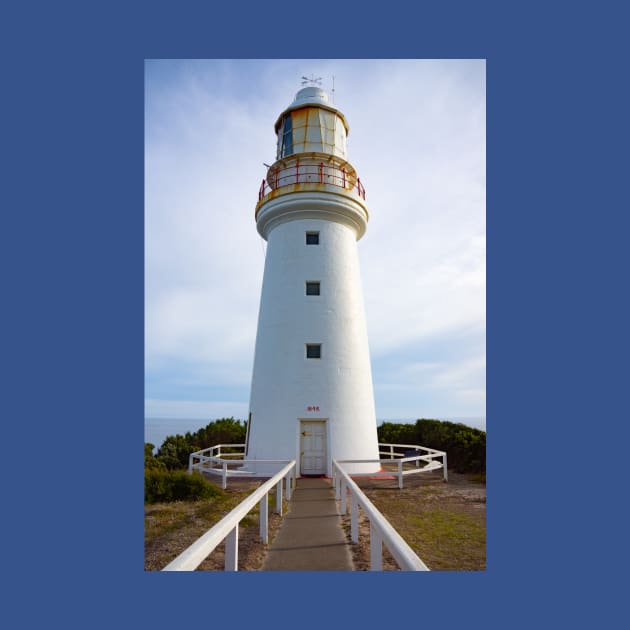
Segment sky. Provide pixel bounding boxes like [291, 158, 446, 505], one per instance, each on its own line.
[145, 59, 486, 431]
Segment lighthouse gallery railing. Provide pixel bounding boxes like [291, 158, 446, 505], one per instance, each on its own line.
[258, 161, 366, 202]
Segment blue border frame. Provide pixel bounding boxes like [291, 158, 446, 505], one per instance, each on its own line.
[5, 1, 626, 627]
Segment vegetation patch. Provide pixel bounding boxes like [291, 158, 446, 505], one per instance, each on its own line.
[378, 419, 486, 474]
[146, 418, 247, 471]
[144, 479, 286, 571]
[349, 471, 486, 571]
[144, 469, 224, 503]
[404, 509, 486, 570]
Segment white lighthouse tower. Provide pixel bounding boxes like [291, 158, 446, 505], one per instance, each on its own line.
[245, 83, 380, 476]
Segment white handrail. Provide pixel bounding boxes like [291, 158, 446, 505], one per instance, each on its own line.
[189, 443, 447, 489]
[189, 444, 265, 489]
[333, 460, 430, 571]
[376, 442, 448, 484]
[189, 444, 247, 471]
[163, 460, 296, 571]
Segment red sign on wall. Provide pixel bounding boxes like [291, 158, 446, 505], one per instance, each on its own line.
[306, 405, 320, 412]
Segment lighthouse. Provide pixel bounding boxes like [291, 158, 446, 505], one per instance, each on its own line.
[245, 83, 380, 476]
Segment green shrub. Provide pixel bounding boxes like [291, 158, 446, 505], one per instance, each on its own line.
[144, 443, 166, 470]
[144, 469, 224, 504]
[154, 417, 247, 470]
[377, 419, 486, 475]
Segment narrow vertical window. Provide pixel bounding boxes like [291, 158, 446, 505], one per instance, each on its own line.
[306, 281, 320, 296]
[306, 231, 319, 245]
[306, 344, 322, 359]
[281, 113, 293, 157]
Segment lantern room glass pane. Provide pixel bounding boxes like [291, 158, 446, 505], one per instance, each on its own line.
[334, 122, 345, 146]
[306, 123, 322, 144]
[293, 125, 306, 147]
[280, 114, 293, 157]
[292, 109, 308, 128]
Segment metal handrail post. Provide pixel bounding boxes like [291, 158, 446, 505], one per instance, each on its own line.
[340, 478, 347, 514]
[370, 523, 383, 571]
[285, 473, 292, 501]
[222, 462, 228, 490]
[351, 495, 359, 543]
[225, 527, 238, 571]
[275, 480, 283, 516]
[260, 494, 269, 544]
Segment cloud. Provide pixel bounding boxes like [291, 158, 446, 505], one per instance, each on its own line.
[145, 59, 486, 419]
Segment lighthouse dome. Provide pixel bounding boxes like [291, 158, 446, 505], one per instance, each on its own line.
[289, 86, 330, 108]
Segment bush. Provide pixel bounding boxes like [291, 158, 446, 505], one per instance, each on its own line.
[145, 443, 166, 470]
[154, 418, 247, 470]
[144, 469, 224, 504]
[377, 419, 486, 475]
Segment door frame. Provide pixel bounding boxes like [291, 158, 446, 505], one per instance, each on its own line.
[297, 418, 329, 477]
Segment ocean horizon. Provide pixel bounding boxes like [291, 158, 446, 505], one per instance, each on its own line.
[144, 415, 486, 451]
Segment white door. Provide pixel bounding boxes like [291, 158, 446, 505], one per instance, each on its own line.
[300, 420, 327, 475]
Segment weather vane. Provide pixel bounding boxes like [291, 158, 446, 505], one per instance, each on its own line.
[301, 74, 322, 87]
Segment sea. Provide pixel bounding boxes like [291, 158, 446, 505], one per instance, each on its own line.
[144, 416, 486, 452]
[144, 417, 215, 452]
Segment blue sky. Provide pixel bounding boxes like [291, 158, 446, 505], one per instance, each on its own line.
[145, 59, 485, 429]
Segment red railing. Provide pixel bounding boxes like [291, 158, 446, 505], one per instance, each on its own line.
[258, 161, 366, 202]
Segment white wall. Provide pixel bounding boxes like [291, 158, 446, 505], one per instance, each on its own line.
[247, 216, 380, 474]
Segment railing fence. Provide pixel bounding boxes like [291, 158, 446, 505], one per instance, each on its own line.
[258, 160, 366, 201]
[332, 460, 430, 571]
[163, 460, 296, 572]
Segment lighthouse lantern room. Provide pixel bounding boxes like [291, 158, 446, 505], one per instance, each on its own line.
[245, 84, 380, 476]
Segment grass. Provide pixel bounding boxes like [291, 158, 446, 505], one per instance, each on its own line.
[144, 480, 285, 571]
[354, 472, 486, 571]
[404, 509, 486, 570]
[145, 496, 232, 539]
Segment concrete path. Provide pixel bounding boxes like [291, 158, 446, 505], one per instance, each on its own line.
[262, 477, 354, 571]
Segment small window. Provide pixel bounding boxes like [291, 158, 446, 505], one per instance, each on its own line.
[306, 344, 321, 359]
[306, 232, 319, 245]
[306, 281, 320, 296]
